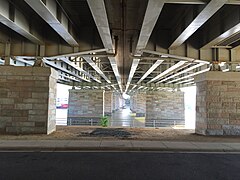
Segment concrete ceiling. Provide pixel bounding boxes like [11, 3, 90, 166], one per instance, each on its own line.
[0, 0, 240, 93]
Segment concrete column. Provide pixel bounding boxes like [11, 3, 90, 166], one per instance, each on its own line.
[104, 91, 113, 116]
[0, 66, 58, 134]
[145, 91, 185, 127]
[195, 71, 240, 135]
[130, 92, 146, 117]
[67, 89, 104, 125]
[112, 93, 123, 112]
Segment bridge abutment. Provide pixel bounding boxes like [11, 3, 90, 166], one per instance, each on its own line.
[0, 66, 57, 134]
[195, 71, 240, 135]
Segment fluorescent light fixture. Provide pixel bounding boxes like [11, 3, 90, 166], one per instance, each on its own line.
[84, 57, 111, 83]
[167, 67, 211, 84]
[147, 61, 186, 83]
[157, 63, 205, 84]
[137, 60, 164, 84]
[138, 86, 144, 90]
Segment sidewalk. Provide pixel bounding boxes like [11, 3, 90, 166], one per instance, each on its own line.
[1, 139, 240, 152]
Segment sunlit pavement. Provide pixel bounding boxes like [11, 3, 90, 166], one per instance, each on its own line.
[56, 109, 68, 125]
[56, 107, 145, 127]
[109, 107, 145, 127]
[56, 107, 194, 128]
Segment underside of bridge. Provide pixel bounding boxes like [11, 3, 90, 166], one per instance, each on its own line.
[1, 0, 240, 135]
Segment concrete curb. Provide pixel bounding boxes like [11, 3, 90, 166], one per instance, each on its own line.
[0, 140, 240, 152]
[0, 147, 240, 153]
[0, 146, 240, 152]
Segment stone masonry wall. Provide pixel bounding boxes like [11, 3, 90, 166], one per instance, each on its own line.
[130, 92, 146, 117]
[67, 90, 104, 125]
[104, 91, 113, 116]
[0, 66, 58, 134]
[112, 93, 123, 112]
[145, 91, 185, 126]
[130, 95, 136, 112]
[195, 71, 240, 135]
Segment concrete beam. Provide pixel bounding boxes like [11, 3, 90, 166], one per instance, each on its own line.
[125, 0, 165, 92]
[135, 0, 165, 54]
[24, 0, 78, 46]
[0, 0, 42, 44]
[46, 49, 108, 59]
[169, 0, 227, 49]
[137, 60, 164, 84]
[87, 0, 122, 91]
[201, 23, 240, 49]
[84, 57, 111, 83]
[147, 61, 187, 84]
[167, 64, 210, 83]
[50, 57, 101, 83]
[166, 0, 240, 5]
[142, 49, 210, 63]
[87, 0, 114, 52]
[157, 63, 206, 83]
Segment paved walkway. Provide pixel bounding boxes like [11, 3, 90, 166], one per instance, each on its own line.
[110, 106, 144, 127]
[1, 139, 240, 152]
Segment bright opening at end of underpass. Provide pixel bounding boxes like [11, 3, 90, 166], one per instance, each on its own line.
[56, 84, 196, 129]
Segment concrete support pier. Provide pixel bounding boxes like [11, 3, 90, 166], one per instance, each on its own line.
[67, 90, 105, 125]
[195, 71, 240, 135]
[145, 91, 185, 127]
[130, 92, 146, 117]
[0, 66, 58, 134]
[104, 91, 113, 116]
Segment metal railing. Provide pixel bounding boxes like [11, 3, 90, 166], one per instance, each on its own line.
[145, 119, 185, 128]
[67, 118, 185, 128]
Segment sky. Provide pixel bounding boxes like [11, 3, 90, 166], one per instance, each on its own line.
[56, 83, 72, 99]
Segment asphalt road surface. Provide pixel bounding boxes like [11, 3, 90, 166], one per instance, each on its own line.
[0, 152, 239, 180]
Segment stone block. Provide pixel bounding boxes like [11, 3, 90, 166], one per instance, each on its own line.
[206, 129, 224, 135]
[0, 98, 14, 104]
[145, 91, 184, 124]
[14, 104, 33, 110]
[0, 67, 57, 135]
[67, 90, 104, 125]
[223, 125, 240, 135]
[32, 92, 49, 99]
[33, 104, 48, 110]
[195, 71, 240, 136]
